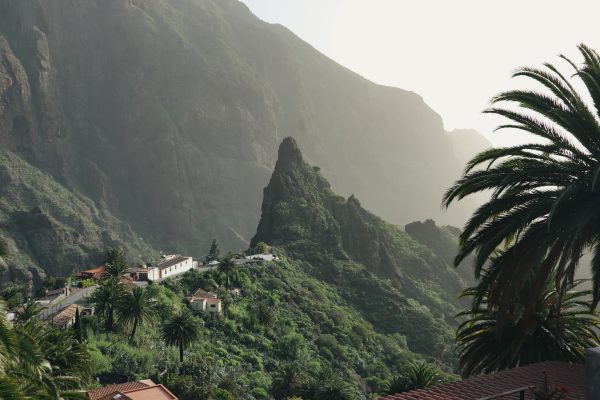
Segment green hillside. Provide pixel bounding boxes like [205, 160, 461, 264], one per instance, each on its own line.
[251, 137, 467, 357]
[0, 146, 157, 284]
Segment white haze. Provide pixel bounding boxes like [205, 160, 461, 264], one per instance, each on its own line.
[242, 0, 600, 148]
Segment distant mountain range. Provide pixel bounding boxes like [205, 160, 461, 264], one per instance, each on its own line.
[0, 0, 491, 280]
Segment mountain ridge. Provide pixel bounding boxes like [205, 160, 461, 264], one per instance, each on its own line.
[0, 0, 488, 255]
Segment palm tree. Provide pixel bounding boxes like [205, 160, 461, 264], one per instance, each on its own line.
[218, 257, 236, 288]
[90, 277, 125, 331]
[385, 362, 447, 395]
[15, 298, 41, 322]
[117, 286, 157, 343]
[0, 302, 93, 399]
[443, 44, 600, 314]
[103, 248, 128, 280]
[161, 309, 202, 362]
[456, 275, 599, 377]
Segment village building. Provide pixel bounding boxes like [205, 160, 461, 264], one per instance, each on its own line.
[380, 361, 585, 400]
[48, 304, 93, 329]
[127, 265, 160, 281]
[150, 255, 195, 281]
[87, 379, 177, 400]
[245, 253, 278, 262]
[187, 288, 222, 314]
[36, 286, 70, 306]
[77, 265, 107, 281]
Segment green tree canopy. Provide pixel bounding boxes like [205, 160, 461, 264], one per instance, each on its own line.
[91, 277, 126, 331]
[103, 248, 128, 280]
[207, 239, 221, 262]
[444, 44, 600, 316]
[117, 286, 158, 343]
[456, 274, 599, 377]
[161, 309, 202, 362]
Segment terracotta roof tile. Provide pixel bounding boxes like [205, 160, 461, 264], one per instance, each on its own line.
[87, 381, 151, 400]
[379, 362, 585, 400]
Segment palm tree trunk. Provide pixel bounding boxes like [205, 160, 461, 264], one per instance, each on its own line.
[129, 318, 139, 344]
[179, 341, 184, 363]
[107, 306, 114, 331]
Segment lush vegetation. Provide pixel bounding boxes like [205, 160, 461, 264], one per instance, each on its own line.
[444, 44, 600, 315]
[0, 302, 93, 399]
[444, 45, 600, 376]
[0, 146, 157, 283]
[81, 258, 455, 399]
[456, 274, 599, 377]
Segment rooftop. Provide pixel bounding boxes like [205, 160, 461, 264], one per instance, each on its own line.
[87, 381, 150, 400]
[379, 362, 585, 400]
[156, 256, 191, 271]
[49, 304, 81, 328]
[81, 266, 107, 275]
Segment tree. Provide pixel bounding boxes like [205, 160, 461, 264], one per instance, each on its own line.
[73, 307, 84, 343]
[385, 362, 447, 394]
[456, 275, 599, 377]
[0, 303, 93, 398]
[117, 286, 157, 343]
[104, 248, 128, 280]
[253, 241, 269, 255]
[161, 309, 202, 362]
[206, 239, 220, 262]
[443, 44, 600, 314]
[16, 298, 41, 322]
[218, 257, 237, 288]
[91, 277, 125, 331]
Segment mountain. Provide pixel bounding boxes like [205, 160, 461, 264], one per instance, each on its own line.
[0, 0, 487, 255]
[405, 219, 475, 285]
[251, 137, 467, 358]
[0, 146, 157, 286]
[448, 129, 494, 168]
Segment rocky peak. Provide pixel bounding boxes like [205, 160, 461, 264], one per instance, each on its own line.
[274, 137, 303, 171]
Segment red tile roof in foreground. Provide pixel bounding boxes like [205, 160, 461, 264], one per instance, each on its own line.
[379, 362, 585, 400]
[87, 381, 150, 400]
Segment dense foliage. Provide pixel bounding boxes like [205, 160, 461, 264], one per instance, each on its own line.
[457, 272, 599, 377]
[81, 260, 455, 400]
[0, 302, 93, 399]
[444, 44, 600, 317]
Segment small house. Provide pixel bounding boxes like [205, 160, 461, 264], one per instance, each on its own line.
[77, 265, 107, 281]
[187, 288, 222, 314]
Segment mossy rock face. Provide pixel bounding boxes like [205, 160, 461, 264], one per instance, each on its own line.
[0, 146, 157, 286]
[251, 138, 468, 359]
[0, 0, 482, 255]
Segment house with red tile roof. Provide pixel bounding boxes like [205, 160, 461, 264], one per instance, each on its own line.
[77, 265, 107, 281]
[379, 361, 585, 400]
[87, 379, 177, 400]
[187, 288, 222, 314]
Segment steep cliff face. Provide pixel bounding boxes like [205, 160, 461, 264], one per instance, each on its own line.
[0, 146, 157, 285]
[0, 0, 483, 255]
[405, 219, 475, 284]
[251, 138, 467, 356]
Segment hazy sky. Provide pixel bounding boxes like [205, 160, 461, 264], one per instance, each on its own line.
[242, 0, 600, 146]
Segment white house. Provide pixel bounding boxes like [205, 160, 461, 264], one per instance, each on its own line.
[245, 253, 279, 262]
[128, 265, 160, 281]
[187, 288, 222, 314]
[150, 255, 194, 281]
